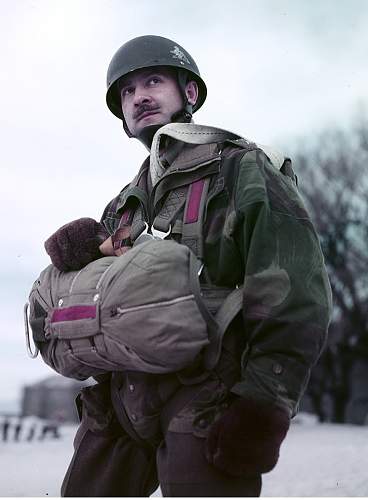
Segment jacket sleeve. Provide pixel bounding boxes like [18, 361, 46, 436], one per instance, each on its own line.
[231, 149, 333, 417]
[99, 187, 129, 235]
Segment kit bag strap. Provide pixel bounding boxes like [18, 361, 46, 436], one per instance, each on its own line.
[188, 251, 244, 371]
[203, 286, 243, 370]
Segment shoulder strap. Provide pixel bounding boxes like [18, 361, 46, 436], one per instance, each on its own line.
[150, 175, 210, 260]
[152, 185, 188, 234]
[181, 177, 210, 260]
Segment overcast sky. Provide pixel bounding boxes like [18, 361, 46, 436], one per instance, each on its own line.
[1, 0, 368, 406]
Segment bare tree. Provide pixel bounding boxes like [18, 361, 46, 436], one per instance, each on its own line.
[295, 117, 368, 423]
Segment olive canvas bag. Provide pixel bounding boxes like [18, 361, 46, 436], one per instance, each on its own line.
[26, 238, 220, 379]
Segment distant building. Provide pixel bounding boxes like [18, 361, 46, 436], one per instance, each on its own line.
[21, 375, 92, 423]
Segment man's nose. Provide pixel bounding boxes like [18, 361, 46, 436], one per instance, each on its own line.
[133, 91, 152, 107]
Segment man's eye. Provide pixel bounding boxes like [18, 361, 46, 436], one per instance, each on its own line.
[148, 77, 161, 86]
[122, 87, 133, 97]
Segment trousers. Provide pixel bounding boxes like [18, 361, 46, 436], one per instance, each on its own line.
[61, 324, 261, 497]
[61, 374, 262, 497]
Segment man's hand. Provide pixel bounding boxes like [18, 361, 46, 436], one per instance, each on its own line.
[100, 224, 132, 257]
[205, 397, 290, 476]
[44, 218, 109, 272]
[98, 236, 115, 256]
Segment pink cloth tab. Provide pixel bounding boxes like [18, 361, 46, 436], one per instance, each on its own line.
[185, 179, 205, 224]
[51, 305, 97, 323]
[120, 209, 132, 225]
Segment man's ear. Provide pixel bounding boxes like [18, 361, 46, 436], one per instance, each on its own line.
[185, 80, 198, 106]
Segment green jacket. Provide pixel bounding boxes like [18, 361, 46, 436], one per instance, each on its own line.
[101, 136, 332, 418]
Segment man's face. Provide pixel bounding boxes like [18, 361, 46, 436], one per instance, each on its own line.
[119, 67, 185, 137]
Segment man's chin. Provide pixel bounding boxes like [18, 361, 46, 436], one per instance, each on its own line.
[135, 117, 169, 136]
[135, 123, 166, 148]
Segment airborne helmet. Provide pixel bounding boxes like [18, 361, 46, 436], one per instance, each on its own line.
[106, 35, 207, 143]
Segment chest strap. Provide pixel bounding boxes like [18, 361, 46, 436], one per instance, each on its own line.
[114, 174, 211, 261]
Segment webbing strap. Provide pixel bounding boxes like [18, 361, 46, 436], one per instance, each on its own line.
[188, 252, 219, 346]
[203, 287, 243, 370]
[181, 177, 210, 260]
[112, 205, 147, 250]
[130, 206, 147, 241]
[152, 185, 188, 233]
[151, 174, 210, 259]
[188, 251, 244, 371]
[112, 208, 134, 251]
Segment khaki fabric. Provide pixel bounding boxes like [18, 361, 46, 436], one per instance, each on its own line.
[29, 239, 209, 378]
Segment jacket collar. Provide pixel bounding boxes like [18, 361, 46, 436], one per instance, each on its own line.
[116, 140, 220, 213]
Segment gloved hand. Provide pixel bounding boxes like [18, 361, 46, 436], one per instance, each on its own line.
[205, 397, 290, 476]
[44, 217, 109, 271]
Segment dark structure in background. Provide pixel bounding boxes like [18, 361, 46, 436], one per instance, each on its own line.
[297, 116, 368, 425]
[21, 375, 90, 423]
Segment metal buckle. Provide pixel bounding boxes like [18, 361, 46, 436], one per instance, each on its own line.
[197, 263, 204, 277]
[24, 302, 39, 359]
[151, 224, 172, 240]
[133, 222, 154, 246]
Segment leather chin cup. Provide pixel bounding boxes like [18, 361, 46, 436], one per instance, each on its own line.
[133, 104, 193, 150]
[136, 124, 165, 150]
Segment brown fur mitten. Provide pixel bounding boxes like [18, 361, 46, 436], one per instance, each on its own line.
[44, 218, 109, 271]
[205, 397, 290, 476]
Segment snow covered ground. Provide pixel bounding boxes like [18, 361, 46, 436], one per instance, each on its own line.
[0, 414, 367, 497]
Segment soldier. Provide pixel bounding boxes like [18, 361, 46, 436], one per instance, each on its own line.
[1, 418, 10, 442]
[45, 36, 332, 496]
[13, 418, 22, 442]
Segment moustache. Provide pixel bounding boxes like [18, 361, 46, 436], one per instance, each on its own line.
[133, 104, 160, 120]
